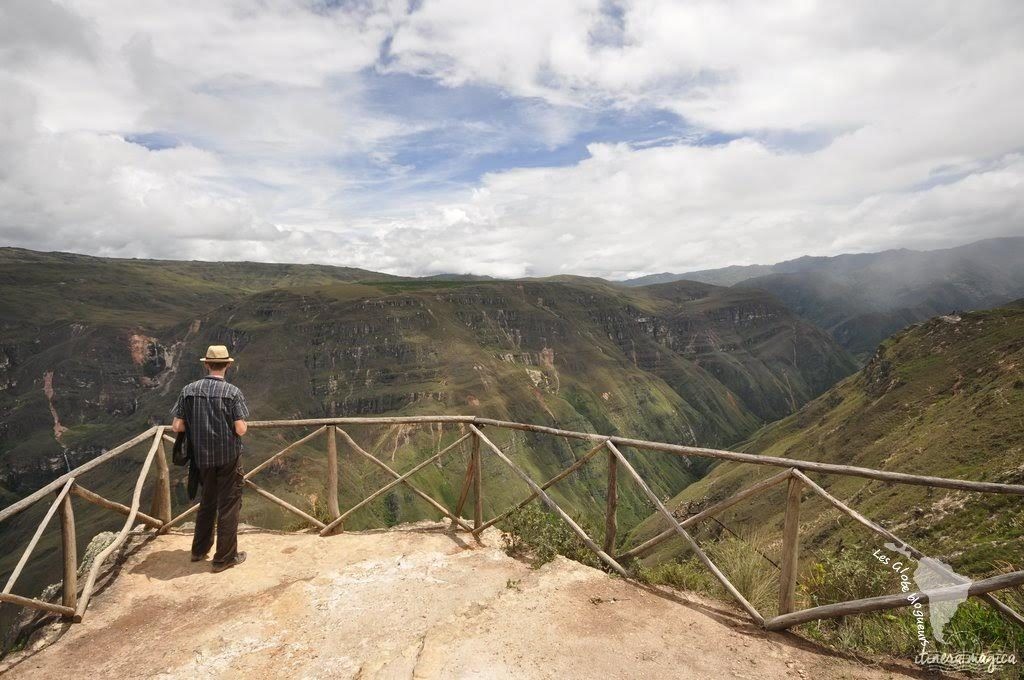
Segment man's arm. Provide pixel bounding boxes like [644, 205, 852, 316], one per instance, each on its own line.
[170, 392, 186, 432]
[232, 391, 250, 437]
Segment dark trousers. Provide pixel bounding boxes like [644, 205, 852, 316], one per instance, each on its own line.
[192, 456, 243, 564]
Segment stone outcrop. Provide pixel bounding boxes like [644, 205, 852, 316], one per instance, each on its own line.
[1, 523, 914, 679]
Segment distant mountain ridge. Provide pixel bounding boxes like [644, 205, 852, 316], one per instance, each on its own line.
[621, 237, 1024, 359]
[623, 264, 777, 288]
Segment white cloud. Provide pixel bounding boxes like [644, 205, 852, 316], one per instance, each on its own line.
[1, 0, 1023, 276]
[302, 143, 1024, 279]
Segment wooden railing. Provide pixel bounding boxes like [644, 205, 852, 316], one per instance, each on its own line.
[1, 415, 1023, 633]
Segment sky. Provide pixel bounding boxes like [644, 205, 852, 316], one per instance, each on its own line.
[1, 0, 1023, 279]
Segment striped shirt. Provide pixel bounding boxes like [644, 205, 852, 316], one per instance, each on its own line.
[171, 376, 250, 468]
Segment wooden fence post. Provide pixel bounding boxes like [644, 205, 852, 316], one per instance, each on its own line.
[604, 449, 618, 555]
[150, 436, 172, 524]
[59, 492, 77, 613]
[453, 456, 475, 523]
[326, 425, 340, 520]
[472, 430, 483, 531]
[778, 471, 802, 615]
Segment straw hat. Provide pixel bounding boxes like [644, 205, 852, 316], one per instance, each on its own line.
[200, 345, 235, 363]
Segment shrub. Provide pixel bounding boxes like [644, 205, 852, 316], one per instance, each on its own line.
[499, 504, 600, 569]
[285, 493, 336, 531]
[801, 547, 892, 605]
[306, 493, 336, 526]
[798, 546, 921, 656]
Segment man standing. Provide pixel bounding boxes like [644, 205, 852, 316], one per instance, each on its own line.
[171, 345, 250, 572]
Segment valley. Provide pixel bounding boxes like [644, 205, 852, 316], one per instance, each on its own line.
[0, 247, 854, 633]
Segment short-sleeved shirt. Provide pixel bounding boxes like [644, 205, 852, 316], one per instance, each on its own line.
[171, 376, 249, 468]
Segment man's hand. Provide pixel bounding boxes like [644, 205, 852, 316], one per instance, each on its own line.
[234, 419, 248, 436]
[172, 417, 186, 433]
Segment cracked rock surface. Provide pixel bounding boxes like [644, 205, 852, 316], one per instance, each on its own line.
[3, 523, 914, 679]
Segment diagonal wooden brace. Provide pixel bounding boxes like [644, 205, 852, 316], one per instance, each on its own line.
[605, 441, 764, 626]
[472, 438, 608, 537]
[469, 425, 629, 577]
[333, 429, 474, 533]
[320, 432, 472, 536]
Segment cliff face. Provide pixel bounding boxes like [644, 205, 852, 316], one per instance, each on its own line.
[0, 252, 852, 501]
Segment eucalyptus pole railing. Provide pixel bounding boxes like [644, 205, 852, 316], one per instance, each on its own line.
[2, 415, 1023, 635]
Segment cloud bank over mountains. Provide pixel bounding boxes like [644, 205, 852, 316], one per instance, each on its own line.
[1, 0, 1022, 278]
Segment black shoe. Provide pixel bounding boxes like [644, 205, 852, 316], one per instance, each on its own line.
[190, 552, 209, 562]
[211, 551, 247, 573]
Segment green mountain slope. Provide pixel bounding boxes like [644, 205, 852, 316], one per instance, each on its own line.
[0, 248, 853, 496]
[0, 248, 854, 628]
[628, 300, 1024, 576]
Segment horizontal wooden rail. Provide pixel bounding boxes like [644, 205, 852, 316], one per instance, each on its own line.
[8, 415, 1019, 531]
[0, 592, 77, 619]
[765, 570, 1024, 631]
[247, 416, 474, 428]
[0, 427, 157, 524]
[471, 417, 1024, 496]
[71, 484, 164, 530]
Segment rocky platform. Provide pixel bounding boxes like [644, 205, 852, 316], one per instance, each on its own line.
[2, 523, 919, 679]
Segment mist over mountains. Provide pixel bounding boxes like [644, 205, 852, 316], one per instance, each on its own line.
[621, 237, 1024, 359]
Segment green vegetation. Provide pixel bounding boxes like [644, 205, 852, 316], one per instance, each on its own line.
[796, 549, 1024, 676]
[633, 538, 1024, 676]
[499, 504, 600, 569]
[3, 245, 1023, 671]
[0, 246, 853, 531]
[634, 528, 778, 615]
[626, 301, 1024, 670]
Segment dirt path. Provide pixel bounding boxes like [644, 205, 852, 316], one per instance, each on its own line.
[2, 523, 922, 679]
